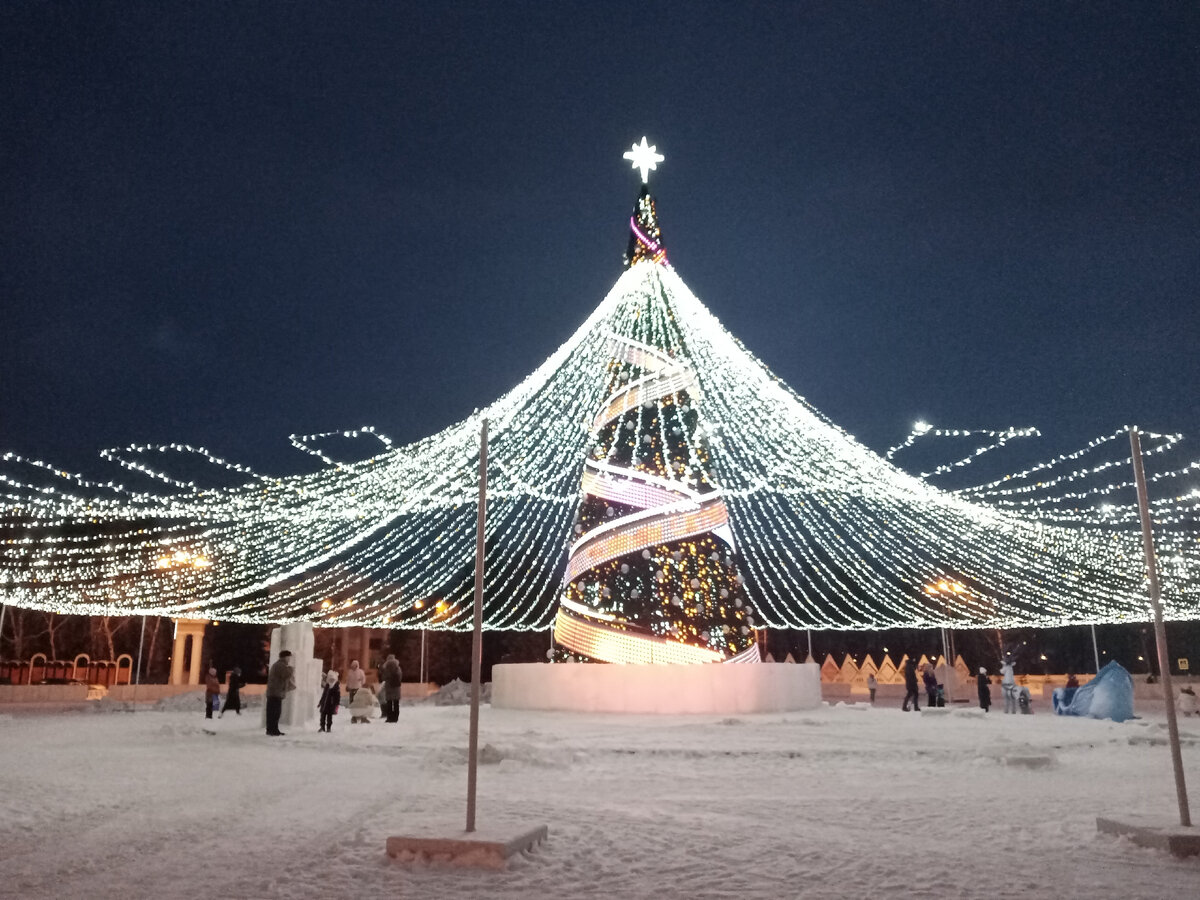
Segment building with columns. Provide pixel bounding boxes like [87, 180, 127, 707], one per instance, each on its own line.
[168, 619, 208, 685]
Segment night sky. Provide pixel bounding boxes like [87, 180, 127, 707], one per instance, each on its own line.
[4, 3, 1199, 483]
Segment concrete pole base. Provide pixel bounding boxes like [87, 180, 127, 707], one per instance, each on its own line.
[1097, 816, 1200, 858]
[386, 824, 548, 870]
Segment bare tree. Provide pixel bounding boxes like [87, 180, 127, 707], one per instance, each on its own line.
[42, 612, 74, 660]
[144, 617, 163, 682]
[5, 608, 48, 660]
[90, 615, 131, 660]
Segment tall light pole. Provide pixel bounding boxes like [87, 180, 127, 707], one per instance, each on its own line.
[926, 579, 968, 700]
[1129, 427, 1190, 827]
[466, 419, 488, 833]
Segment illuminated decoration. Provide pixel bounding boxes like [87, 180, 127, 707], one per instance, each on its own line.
[623, 136, 664, 184]
[626, 188, 667, 268]
[2, 142, 1200, 631]
[887, 424, 1041, 478]
[553, 147, 758, 664]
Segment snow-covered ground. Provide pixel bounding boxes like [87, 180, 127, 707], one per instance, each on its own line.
[1, 697, 1197, 899]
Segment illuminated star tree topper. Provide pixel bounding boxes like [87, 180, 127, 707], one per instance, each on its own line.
[623, 136, 665, 183]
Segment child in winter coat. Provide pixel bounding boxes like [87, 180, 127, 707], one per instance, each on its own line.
[345, 660, 366, 703]
[1178, 685, 1197, 717]
[349, 684, 379, 723]
[922, 664, 939, 708]
[318, 670, 341, 733]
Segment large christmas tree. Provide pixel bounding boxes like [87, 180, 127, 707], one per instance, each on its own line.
[552, 139, 759, 664]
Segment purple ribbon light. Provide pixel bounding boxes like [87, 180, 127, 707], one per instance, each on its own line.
[630, 217, 667, 263]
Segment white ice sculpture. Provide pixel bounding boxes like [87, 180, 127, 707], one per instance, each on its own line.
[265, 622, 322, 731]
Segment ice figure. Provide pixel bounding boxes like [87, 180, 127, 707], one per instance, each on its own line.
[264, 622, 322, 730]
[1052, 660, 1135, 722]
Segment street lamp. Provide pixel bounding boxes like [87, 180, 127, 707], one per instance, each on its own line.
[924, 579, 973, 701]
[141, 549, 213, 698]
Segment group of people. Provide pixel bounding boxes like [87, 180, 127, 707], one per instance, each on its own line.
[861, 655, 1034, 714]
[203, 665, 245, 719]
[861, 658, 944, 711]
[200, 650, 407, 735]
[901, 657, 942, 711]
[260, 651, 404, 735]
[977, 659, 1029, 713]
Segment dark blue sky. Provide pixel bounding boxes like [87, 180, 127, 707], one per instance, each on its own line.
[3, 3, 1198, 480]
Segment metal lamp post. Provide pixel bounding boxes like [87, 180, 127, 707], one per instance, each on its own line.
[1129, 426, 1190, 827]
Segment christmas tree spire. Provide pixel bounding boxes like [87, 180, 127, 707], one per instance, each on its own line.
[622, 137, 668, 268]
[625, 185, 667, 268]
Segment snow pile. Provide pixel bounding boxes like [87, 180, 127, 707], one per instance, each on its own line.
[425, 678, 492, 706]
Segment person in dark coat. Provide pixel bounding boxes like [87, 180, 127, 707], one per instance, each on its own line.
[902, 657, 920, 712]
[380, 654, 402, 723]
[977, 666, 992, 712]
[220, 666, 244, 717]
[318, 670, 341, 733]
[204, 667, 220, 719]
[922, 664, 939, 708]
[265, 650, 296, 736]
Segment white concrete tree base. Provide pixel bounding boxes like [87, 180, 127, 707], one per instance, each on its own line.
[492, 661, 821, 714]
[386, 825, 548, 871]
[1096, 815, 1200, 858]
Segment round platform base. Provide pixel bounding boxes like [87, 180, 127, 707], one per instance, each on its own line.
[491, 661, 821, 715]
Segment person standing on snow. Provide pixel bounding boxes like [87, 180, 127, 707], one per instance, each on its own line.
[1001, 658, 1017, 714]
[317, 670, 341, 733]
[345, 660, 366, 704]
[265, 650, 296, 736]
[204, 667, 221, 719]
[349, 684, 379, 723]
[922, 663, 939, 709]
[220, 666, 244, 717]
[902, 657, 920, 712]
[977, 666, 992, 712]
[380, 654, 402, 723]
[866, 672, 878, 704]
[1178, 685, 1197, 717]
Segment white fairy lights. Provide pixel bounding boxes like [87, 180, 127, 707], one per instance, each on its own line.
[3, 245, 1199, 632]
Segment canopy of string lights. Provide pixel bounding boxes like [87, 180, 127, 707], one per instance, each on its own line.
[3, 253, 1198, 630]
